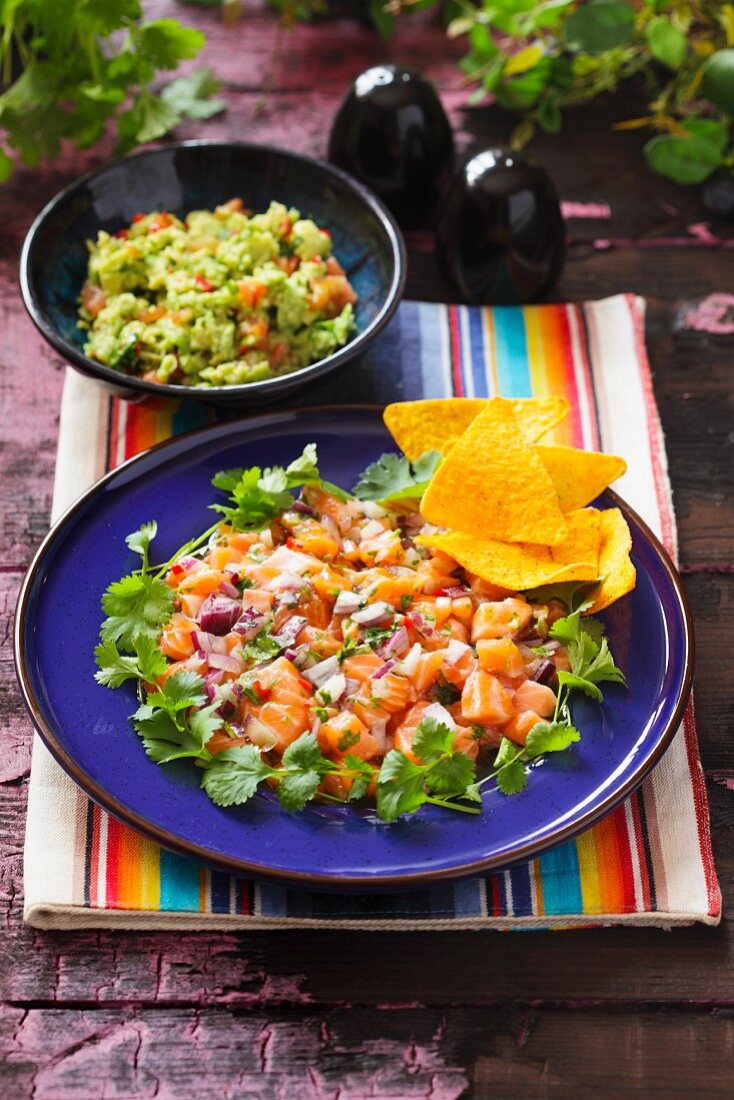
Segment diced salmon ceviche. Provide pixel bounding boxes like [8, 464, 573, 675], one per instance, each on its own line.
[158, 486, 569, 787]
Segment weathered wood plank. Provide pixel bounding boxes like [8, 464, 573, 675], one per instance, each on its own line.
[3, 1003, 734, 1098]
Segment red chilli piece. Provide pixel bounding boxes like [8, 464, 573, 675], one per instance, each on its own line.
[195, 274, 215, 292]
[170, 563, 186, 577]
[253, 680, 271, 702]
[131, 213, 145, 223]
[114, 229, 129, 239]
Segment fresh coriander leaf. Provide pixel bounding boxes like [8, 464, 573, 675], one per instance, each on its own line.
[281, 733, 331, 775]
[337, 728, 360, 752]
[211, 465, 292, 530]
[125, 521, 158, 571]
[577, 636, 626, 686]
[353, 449, 442, 503]
[494, 737, 522, 769]
[525, 721, 581, 758]
[94, 636, 167, 688]
[462, 782, 483, 804]
[134, 709, 207, 764]
[336, 637, 367, 663]
[276, 771, 322, 812]
[137, 19, 205, 69]
[284, 443, 319, 485]
[100, 572, 174, 649]
[411, 717, 456, 762]
[434, 672, 461, 707]
[376, 750, 427, 823]
[240, 631, 283, 664]
[201, 745, 275, 807]
[496, 758, 528, 796]
[139, 671, 208, 721]
[555, 670, 603, 702]
[427, 752, 476, 797]
[525, 581, 599, 612]
[160, 68, 225, 120]
[343, 755, 374, 801]
[188, 702, 226, 747]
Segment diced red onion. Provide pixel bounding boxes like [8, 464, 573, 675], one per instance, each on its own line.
[275, 590, 300, 609]
[344, 677, 360, 696]
[372, 659, 395, 680]
[382, 626, 409, 658]
[361, 501, 388, 520]
[360, 518, 385, 540]
[203, 669, 223, 702]
[531, 658, 557, 685]
[219, 580, 240, 599]
[310, 715, 322, 737]
[265, 545, 315, 575]
[423, 701, 459, 732]
[207, 652, 244, 674]
[440, 585, 471, 598]
[394, 643, 422, 678]
[243, 714, 278, 751]
[321, 512, 342, 550]
[266, 571, 305, 592]
[293, 499, 317, 517]
[283, 647, 298, 661]
[303, 655, 339, 687]
[273, 615, 308, 649]
[369, 718, 388, 754]
[318, 672, 346, 704]
[175, 556, 201, 571]
[409, 611, 433, 637]
[352, 601, 392, 626]
[192, 630, 228, 656]
[218, 699, 236, 720]
[197, 593, 242, 635]
[333, 590, 361, 615]
[232, 607, 265, 640]
[445, 639, 471, 666]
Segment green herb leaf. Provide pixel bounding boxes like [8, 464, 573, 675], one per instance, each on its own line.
[643, 134, 723, 185]
[353, 450, 442, 503]
[525, 720, 581, 758]
[276, 771, 323, 812]
[281, 732, 330, 775]
[125, 521, 158, 571]
[563, 1, 634, 55]
[646, 16, 687, 71]
[343, 755, 375, 801]
[94, 635, 167, 688]
[376, 750, 428, 823]
[160, 68, 225, 120]
[201, 745, 275, 807]
[555, 670, 604, 702]
[100, 572, 174, 649]
[240, 631, 283, 664]
[427, 752, 476, 797]
[701, 48, 734, 116]
[496, 758, 528, 796]
[411, 717, 456, 762]
[137, 19, 205, 70]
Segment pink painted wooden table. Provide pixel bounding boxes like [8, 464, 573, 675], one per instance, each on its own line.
[2, 4, 733, 1096]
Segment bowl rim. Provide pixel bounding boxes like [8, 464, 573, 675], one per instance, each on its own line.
[19, 139, 407, 400]
[13, 404, 695, 890]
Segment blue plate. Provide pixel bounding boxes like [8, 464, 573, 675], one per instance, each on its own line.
[15, 408, 693, 890]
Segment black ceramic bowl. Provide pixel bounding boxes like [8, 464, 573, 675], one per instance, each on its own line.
[20, 141, 406, 408]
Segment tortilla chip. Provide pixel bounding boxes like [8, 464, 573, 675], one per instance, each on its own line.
[420, 398, 568, 545]
[586, 508, 636, 613]
[535, 444, 627, 512]
[383, 396, 570, 461]
[415, 510, 600, 591]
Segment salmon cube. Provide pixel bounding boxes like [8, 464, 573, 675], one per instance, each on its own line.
[461, 669, 515, 726]
[476, 638, 525, 678]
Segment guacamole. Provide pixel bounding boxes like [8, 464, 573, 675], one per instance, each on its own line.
[78, 199, 357, 388]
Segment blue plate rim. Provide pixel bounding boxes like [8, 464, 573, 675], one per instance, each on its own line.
[14, 405, 695, 889]
[19, 140, 407, 401]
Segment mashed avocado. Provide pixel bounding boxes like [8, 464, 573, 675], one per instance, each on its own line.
[78, 199, 358, 388]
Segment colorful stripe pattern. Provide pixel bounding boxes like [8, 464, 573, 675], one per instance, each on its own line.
[25, 295, 720, 929]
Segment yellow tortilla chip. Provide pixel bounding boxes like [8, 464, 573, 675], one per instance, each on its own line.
[586, 508, 636, 613]
[420, 398, 568, 545]
[415, 510, 600, 591]
[383, 396, 569, 461]
[535, 445, 627, 512]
